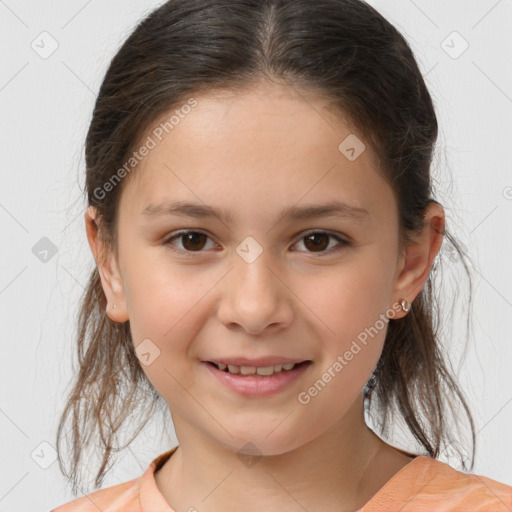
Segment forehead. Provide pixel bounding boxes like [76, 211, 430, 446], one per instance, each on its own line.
[120, 82, 395, 226]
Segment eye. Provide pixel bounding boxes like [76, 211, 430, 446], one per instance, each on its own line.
[291, 230, 351, 256]
[164, 230, 217, 254]
[163, 229, 351, 256]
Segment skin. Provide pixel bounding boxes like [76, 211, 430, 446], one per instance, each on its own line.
[85, 80, 445, 512]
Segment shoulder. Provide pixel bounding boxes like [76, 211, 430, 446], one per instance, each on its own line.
[403, 456, 511, 511]
[49, 477, 142, 512]
[365, 455, 512, 512]
[49, 447, 177, 512]
[424, 457, 511, 508]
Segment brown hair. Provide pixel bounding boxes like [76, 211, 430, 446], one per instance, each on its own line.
[56, 0, 476, 495]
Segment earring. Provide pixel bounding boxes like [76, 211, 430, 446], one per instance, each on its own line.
[400, 298, 410, 313]
[106, 303, 117, 313]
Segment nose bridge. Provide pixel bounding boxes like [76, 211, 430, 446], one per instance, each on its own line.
[217, 243, 293, 333]
[233, 245, 280, 307]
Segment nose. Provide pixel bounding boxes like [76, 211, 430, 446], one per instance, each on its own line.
[216, 253, 294, 335]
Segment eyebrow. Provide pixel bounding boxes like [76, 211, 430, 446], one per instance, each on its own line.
[141, 200, 370, 225]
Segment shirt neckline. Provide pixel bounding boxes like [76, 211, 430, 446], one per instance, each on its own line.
[139, 447, 179, 511]
[140, 446, 428, 512]
[356, 454, 429, 511]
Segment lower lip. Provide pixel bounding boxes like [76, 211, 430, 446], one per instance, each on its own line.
[203, 361, 312, 397]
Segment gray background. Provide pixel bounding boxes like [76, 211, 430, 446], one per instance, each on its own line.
[0, 0, 511, 510]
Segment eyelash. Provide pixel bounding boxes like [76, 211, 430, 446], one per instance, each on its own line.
[162, 229, 352, 257]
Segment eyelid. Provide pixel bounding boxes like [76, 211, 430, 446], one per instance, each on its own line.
[163, 228, 351, 256]
[163, 229, 219, 253]
[291, 229, 351, 255]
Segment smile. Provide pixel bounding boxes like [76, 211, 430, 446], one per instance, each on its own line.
[203, 360, 313, 397]
[208, 361, 303, 376]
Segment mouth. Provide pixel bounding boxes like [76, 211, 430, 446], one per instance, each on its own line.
[203, 359, 313, 396]
[205, 360, 312, 377]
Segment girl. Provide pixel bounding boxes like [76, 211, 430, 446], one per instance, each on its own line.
[51, 0, 512, 511]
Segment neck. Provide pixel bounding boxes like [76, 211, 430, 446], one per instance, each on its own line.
[155, 399, 409, 512]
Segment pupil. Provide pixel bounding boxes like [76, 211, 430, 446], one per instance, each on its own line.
[183, 233, 206, 251]
[305, 234, 328, 251]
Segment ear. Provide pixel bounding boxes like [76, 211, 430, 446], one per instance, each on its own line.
[391, 201, 445, 318]
[84, 206, 129, 323]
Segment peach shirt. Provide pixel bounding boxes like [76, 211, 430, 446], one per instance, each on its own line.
[51, 446, 512, 511]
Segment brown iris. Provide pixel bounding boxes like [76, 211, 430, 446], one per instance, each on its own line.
[302, 233, 329, 252]
[181, 232, 208, 251]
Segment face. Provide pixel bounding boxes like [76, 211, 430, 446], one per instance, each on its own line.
[88, 81, 438, 456]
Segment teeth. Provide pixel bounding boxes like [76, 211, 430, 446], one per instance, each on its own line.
[214, 362, 300, 376]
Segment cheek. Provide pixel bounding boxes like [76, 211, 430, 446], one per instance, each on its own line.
[124, 265, 210, 405]
[297, 269, 391, 420]
[309, 255, 393, 341]
[123, 246, 207, 336]
[304, 254, 394, 400]
[122, 264, 213, 396]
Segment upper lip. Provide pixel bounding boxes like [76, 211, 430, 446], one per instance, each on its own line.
[205, 357, 311, 367]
